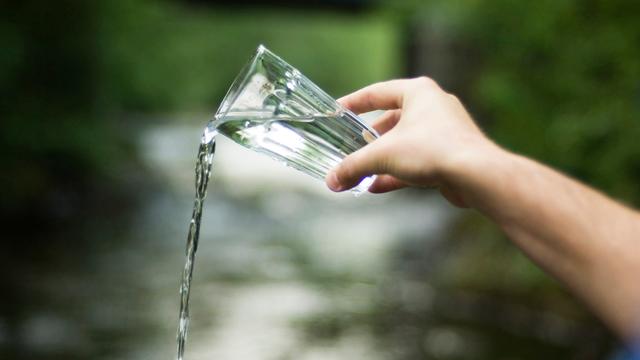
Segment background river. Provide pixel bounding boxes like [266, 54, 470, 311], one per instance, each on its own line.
[0, 119, 616, 359]
[0, 121, 453, 359]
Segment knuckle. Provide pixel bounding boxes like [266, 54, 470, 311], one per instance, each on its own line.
[372, 140, 393, 173]
[377, 156, 391, 175]
[447, 93, 460, 103]
[337, 97, 351, 108]
[414, 76, 438, 90]
[363, 91, 376, 111]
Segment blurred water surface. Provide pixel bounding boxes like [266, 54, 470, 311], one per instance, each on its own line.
[0, 119, 615, 359]
[0, 119, 452, 359]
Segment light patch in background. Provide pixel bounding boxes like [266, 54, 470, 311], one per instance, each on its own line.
[134, 115, 453, 359]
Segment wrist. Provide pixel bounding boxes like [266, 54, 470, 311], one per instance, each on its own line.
[438, 140, 513, 205]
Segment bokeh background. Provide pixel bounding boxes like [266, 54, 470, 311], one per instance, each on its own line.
[2, 0, 639, 359]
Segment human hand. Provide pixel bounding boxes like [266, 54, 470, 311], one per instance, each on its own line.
[325, 77, 500, 206]
[326, 78, 640, 342]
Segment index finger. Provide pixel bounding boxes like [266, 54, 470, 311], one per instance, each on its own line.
[338, 79, 412, 114]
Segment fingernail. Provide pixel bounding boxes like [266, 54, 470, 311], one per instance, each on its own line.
[326, 171, 343, 192]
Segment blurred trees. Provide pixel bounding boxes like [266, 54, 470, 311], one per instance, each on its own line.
[390, 0, 640, 204]
[96, 1, 400, 112]
[467, 0, 640, 204]
[10, 0, 638, 218]
[0, 0, 399, 224]
[1, 1, 126, 226]
[3, 0, 638, 230]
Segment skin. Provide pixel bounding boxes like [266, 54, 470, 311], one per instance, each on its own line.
[325, 77, 640, 342]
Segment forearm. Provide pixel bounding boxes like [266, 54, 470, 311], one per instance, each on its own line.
[445, 146, 640, 339]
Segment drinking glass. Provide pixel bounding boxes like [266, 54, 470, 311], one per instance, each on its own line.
[207, 45, 378, 194]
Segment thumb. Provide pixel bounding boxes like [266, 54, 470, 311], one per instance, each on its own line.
[326, 139, 391, 192]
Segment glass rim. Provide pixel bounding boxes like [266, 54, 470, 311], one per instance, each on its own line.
[213, 44, 281, 124]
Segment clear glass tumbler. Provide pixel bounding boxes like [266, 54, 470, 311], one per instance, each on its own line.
[207, 45, 378, 194]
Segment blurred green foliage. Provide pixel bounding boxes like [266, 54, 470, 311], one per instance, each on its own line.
[0, 0, 399, 220]
[97, 1, 400, 112]
[6, 0, 638, 212]
[466, 0, 640, 204]
[1, 1, 124, 221]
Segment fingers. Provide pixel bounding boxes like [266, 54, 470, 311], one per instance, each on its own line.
[326, 139, 391, 192]
[368, 174, 407, 193]
[338, 79, 411, 114]
[371, 110, 401, 135]
[338, 77, 443, 114]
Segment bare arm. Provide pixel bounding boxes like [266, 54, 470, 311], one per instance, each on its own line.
[446, 146, 640, 339]
[326, 77, 640, 340]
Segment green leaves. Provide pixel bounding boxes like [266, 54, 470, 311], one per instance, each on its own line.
[468, 0, 640, 203]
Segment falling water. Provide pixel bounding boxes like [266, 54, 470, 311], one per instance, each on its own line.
[175, 127, 217, 360]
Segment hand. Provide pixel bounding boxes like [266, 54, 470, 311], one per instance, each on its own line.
[326, 78, 640, 342]
[325, 77, 499, 206]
